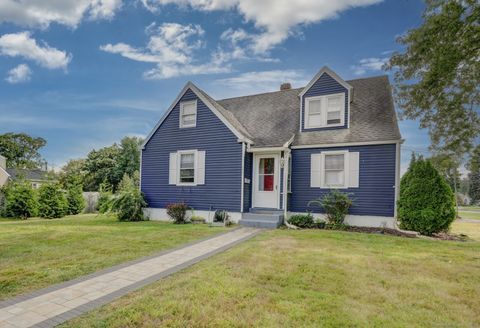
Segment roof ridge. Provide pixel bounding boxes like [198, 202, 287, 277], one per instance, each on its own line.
[217, 87, 303, 102]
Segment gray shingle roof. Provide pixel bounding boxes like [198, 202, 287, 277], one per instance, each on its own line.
[217, 75, 401, 147]
[6, 168, 50, 181]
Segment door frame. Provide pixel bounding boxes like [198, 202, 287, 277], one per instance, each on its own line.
[252, 153, 280, 209]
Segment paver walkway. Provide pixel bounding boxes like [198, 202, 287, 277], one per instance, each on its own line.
[0, 227, 260, 328]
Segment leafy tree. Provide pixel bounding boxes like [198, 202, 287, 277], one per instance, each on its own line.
[65, 177, 85, 215]
[468, 145, 480, 204]
[83, 144, 121, 191]
[397, 155, 456, 235]
[0, 133, 47, 169]
[387, 0, 480, 154]
[37, 183, 67, 219]
[429, 153, 461, 191]
[58, 159, 86, 189]
[115, 137, 142, 182]
[1, 180, 37, 219]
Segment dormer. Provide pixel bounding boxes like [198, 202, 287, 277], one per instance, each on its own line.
[299, 67, 353, 132]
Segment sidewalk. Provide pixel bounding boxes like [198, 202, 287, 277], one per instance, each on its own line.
[0, 227, 260, 328]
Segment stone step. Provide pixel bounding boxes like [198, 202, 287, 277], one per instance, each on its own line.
[238, 219, 281, 229]
[249, 208, 284, 215]
[242, 212, 283, 222]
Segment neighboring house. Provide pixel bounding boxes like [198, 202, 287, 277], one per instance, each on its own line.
[141, 67, 402, 228]
[6, 168, 53, 189]
[0, 155, 9, 188]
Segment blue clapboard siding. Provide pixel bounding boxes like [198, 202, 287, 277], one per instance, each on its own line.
[243, 152, 253, 212]
[290, 144, 396, 217]
[301, 72, 348, 132]
[141, 88, 242, 212]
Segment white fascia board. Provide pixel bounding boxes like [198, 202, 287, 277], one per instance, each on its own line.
[299, 66, 353, 101]
[291, 139, 404, 149]
[141, 82, 252, 149]
[0, 166, 10, 177]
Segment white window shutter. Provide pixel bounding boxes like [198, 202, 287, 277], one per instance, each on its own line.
[169, 152, 177, 185]
[310, 153, 322, 188]
[348, 152, 360, 188]
[196, 150, 206, 185]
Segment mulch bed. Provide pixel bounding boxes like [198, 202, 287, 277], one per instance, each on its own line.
[336, 226, 418, 238]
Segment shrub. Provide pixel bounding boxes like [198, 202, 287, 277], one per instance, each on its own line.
[110, 185, 147, 222]
[398, 155, 455, 235]
[213, 209, 229, 223]
[287, 214, 315, 228]
[65, 183, 85, 215]
[37, 183, 67, 219]
[309, 190, 353, 227]
[1, 180, 37, 219]
[190, 215, 206, 224]
[97, 183, 113, 214]
[167, 203, 188, 224]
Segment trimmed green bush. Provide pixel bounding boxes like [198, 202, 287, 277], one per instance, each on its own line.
[66, 183, 85, 215]
[288, 214, 315, 228]
[309, 190, 353, 227]
[397, 155, 455, 235]
[167, 203, 188, 224]
[37, 183, 67, 219]
[1, 180, 37, 219]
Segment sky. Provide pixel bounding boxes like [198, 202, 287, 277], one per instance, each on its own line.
[0, 0, 431, 173]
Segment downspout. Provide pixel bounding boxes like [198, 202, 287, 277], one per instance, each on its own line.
[240, 142, 245, 213]
[283, 149, 290, 219]
[394, 140, 403, 227]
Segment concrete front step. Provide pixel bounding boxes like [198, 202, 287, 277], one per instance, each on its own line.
[239, 211, 284, 229]
[249, 208, 284, 215]
[238, 219, 282, 229]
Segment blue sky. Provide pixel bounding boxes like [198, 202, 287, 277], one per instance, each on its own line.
[0, 0, 430, 173]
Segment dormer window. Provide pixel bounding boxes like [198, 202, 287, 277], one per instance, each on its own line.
[305, 93, 345, 129]
[180, 100, 197, 128]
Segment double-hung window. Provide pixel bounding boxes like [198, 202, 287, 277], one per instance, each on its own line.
[179, 151, 196, 184]
[180, 100, 197, 128]
[324, 153, 346, 187]
[305, 93, 345, 128]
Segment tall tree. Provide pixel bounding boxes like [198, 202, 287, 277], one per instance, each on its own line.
[387, 0, 480, 154]
[58, 159, 86, 189]
[115, 137, 142, 181]
[83, 145, 121, 191]
[429, 153, 461, 192]
[468, 145, 480, 204]
[0, 133, 47, 169]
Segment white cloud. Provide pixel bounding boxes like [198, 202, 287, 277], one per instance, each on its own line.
[101, 22, 229, 79]
[141, 0, 382, 53]
[351, 57, 388, 75]
[0, 32, 72, 70]
[5, 63, 32, 83]
[0, 0, 122, 28]
[214, 69, 309, 96]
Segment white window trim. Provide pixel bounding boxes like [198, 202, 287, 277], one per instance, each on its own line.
[321, 150, 349, 189]
[179, 100, 197, 128]
[177, 149, 197, 186]
[305, 93, 345, 129]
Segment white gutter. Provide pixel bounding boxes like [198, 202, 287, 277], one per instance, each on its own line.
[291, 139, 403, 149]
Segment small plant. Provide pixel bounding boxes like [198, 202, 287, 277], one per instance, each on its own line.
[213, 210, 228, 222]
[309, 190, 353, 227]
[167, 203, 189, 224]
[288, 214, 315, 228]
[1, 180, 37, 219]
[37, 183, 68, 219]
[190, 215, 206, 224]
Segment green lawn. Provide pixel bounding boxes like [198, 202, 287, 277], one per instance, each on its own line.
[0, 214, 228, 300]
[63, 221, 480, 328]
[459, 210, 480, 220]
[459, 206, 480, 211]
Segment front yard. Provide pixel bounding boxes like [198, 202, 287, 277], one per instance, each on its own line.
[0, 214, 228, 300]
[63, 221, 480, 327]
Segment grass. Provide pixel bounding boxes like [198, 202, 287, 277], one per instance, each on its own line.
[458, 210, 480, 220]
[459, 206, 480, 211]
[0, 214, 228, 300]
[63, 221, 480, 328]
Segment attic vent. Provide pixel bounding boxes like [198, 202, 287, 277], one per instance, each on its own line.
[280, 83, 291, 91]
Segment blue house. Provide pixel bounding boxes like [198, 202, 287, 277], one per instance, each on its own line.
[140, 67, 402, 228]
